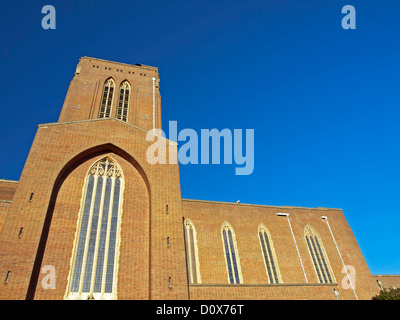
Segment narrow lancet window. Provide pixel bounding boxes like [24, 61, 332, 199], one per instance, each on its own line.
[183, 219, 201, 284]
[66, 157, 124, 300]
[99, 78, 115, 118]
[304, 225, 335, 284]
[221, 222, 242, 284]
[116, 81, 130, 122]
[258, 224, 281, 284]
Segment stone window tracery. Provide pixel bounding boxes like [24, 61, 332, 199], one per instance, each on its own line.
[304, 225, 335, 284]
[116, 81, 130, 122]
[99, 78, 115, 118]
[66, 157, 124, 300]
[183, 219, 201, 284]
[258, 224, 282, 284]
[221, 222, 242, 284]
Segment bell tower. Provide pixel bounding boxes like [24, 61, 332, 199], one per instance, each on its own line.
[58, 57, 162, 132]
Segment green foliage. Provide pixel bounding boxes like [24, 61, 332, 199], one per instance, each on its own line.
[372, 287, 400, 300]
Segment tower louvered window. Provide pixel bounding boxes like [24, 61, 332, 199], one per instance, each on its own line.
[99, 78, 115, 118]
[304, 225, 335, 284]
[66, 157, 124, 300]
[222, 222, 242, 284]
[116, 81, 130, 122]
[258, 224, 281, 284]
[183, 219, 201, 284]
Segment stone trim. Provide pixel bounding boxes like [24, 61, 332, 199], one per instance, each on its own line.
[181, 198, 342, 212]
[189, 283, 338, 287]
[37, 118, 178, 146]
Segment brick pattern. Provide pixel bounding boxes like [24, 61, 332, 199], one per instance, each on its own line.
[0, 118, 188, 300]
[373, 275, 400, 289]
[33, 153, 152, 299]
[0, 180, 18, 201]
[189, 284, 340, 300]
[181, 199, 380, 300]
[0, 204, 10, 233]
[0, 181, 19, 232]
[58, 57, 162, 132]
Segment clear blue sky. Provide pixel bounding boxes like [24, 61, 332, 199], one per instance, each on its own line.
[0, 0, 399, 274]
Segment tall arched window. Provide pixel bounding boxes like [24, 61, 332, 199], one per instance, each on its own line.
[258, 224, 282, 284]
[221, 222, 243, 284]
[66, 157, 124, 300]
[99, 78, 115, 118]
[116, 81, 130, 122]
[183, 219, 201, 284]
[304, 225, 335, 284]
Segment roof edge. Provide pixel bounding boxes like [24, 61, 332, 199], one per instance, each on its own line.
[0, 179, 19, 184]
[181, 198, 342, 211]
[81, 56, 158, 72]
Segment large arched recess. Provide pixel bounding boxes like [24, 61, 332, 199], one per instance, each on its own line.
[26, 143, 151, 300]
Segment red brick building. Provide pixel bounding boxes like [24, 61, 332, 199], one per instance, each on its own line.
[0, 57, 396, 300]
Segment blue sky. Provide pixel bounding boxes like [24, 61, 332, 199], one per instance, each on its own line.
[0, 0, 399, 274]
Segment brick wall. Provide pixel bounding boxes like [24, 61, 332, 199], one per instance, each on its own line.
[189, 284, 340, 300]
[181, 199, 380, 300]
[0, 180, 18, 201]
[0, 119, 188, 300]
[373, 275, 400, 290]
[0, 180, 18, 235]
[58, 57, 162, 132]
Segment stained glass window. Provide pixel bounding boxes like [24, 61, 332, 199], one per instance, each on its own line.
[67, 157, 124, 300]
[99, 78, 115, 118]
[221, 222, 242, 284]
[258, 224, 281, 284]
[183, 219, 201, 284]
[116, 81, 130, 122]
[304, 225, 334, 284]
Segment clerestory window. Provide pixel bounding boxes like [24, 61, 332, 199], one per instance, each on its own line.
[304, 225, 335, 284]
[183, 219, 201, 284]
[258, 224, 282, 284]
[221, 222, 243, 284]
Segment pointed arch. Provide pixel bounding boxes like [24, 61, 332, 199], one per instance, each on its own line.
[183, 219, 201, 284]
[116, 80, 131, 122]
[221, 222, 243, 284]
[25, 143, 152, 300]
[304, 225, 335, 284]
[258, 224, 282, 284]
[66, 156, 125, 299]
[99, 78, 115, 118]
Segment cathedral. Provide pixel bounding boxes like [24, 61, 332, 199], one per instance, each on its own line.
[0, 57, 396, 300]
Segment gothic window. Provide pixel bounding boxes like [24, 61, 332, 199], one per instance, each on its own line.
[99, 78, 115, 118]
[221, 222, 242, 284]
[116, 81, 130, 122]
[258, 224, 281, 284]
[66, 157, 124, 300]
[183, 219, 201, 284]
[304, 225, 335, 284]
